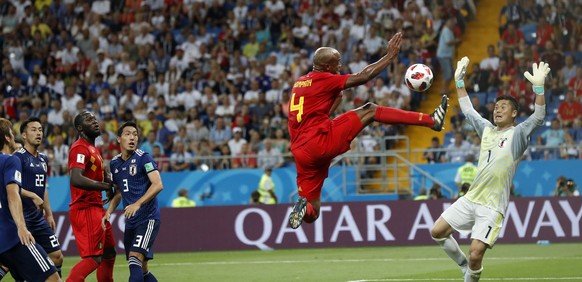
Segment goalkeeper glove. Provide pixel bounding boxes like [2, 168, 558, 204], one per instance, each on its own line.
[524, 62, 551, 95]
[454, 56, 470, 89]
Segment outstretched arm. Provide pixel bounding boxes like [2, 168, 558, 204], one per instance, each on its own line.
[454, 56, 493, 135]
[344, 33, 402, 89]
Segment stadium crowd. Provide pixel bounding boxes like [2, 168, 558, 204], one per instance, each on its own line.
[0, 0, 478, 173]
[4, 0, 579, 175]
[424, 0, 582, 164]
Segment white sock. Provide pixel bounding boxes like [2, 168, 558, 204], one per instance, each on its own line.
[433, 235, 468, 273]
[464, 267, 483, 282]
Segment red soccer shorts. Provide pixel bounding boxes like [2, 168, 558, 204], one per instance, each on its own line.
[70, 206, 115, 258]
[293, 111, 363, 201]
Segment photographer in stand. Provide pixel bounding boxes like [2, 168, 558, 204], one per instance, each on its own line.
[553, 176, 580, 197]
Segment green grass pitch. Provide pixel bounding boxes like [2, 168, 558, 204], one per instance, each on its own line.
[60, 243, 582, 281]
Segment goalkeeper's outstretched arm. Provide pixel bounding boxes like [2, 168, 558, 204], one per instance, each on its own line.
[453, 57, 475, 114]
[524, 61, 550, 122]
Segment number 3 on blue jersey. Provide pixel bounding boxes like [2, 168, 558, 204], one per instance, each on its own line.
[123, 179, 129, 192]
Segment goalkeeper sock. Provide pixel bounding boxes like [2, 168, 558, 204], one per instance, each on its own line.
[375, 106, 434, 127]
[67, 258, 99, 281]
[144, 271, 158, 282]
[129, 256, 144, 282]
[303, 202, 317, 224]
[97, 257, 116, 282]
[464, 267, 483, 282]
[433, 235, 468, 269]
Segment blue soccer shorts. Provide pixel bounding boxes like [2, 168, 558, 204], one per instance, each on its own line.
[124, 219, 160, 260]
[0, 242, 57, 281]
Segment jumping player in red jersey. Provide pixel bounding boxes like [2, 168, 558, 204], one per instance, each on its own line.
[288, 32, 448, 229]
[66, 111, 116, 282]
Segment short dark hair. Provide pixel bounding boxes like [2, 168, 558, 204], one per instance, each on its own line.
[496, 95, 519, 112]
[0, 118, 13, 149]
[117, 121, 138, 137]
[20, 117, 42, 135]
[73, 110, 92, 130]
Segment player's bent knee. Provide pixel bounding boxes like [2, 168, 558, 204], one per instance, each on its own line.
[49, 251, 64, 265]
[129, 251, 145, 262]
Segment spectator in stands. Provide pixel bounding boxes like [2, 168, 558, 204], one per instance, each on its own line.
[257, 138, 284, 169]
[559, 56, 577, 88]
[233, 143, 257, 169]
[480, 45, 500, 72]
[186, 118, 210, 143]
[500, 23, 523, 51]
[228, 127, 247, 157]
[209, 117, 232, 151]
[558, 91, 582, 127]
[387, 74, 411, 109]
[152, 145, 169, 173]
[536, 17, 554, 48]
[568, 68, 582, 99]
[471, 96, 490, 120]
[52, 134, 69, 176]
[553, 177, 580, 197]
[423, 136, 447, 164]
[446, 132, 471, 163]
[569, 117, 582, 144]
[170, 142, 193, 172]
[560, 133, 579, 159]
[437, 17, 461, 93]
[466, 63, 492, 93]
[540, 41, 563, 77]
[449, 105, 466, 132]
[172, 188, 196, 208]
[140, 131, 164, 155]
[537, 118, 566, 160]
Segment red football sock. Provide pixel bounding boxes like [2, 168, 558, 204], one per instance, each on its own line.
[303, 202, 317, 224]
[375, 106, 434, 127]
[96, 257, 116, 282]
[66, 258, 99, 282]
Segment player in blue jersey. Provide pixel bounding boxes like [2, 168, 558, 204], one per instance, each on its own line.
[103, 121, 163, 282]
[14, 117, 64, 278]
[0, 118, 60, 282]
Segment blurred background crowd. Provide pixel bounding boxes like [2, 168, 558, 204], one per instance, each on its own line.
[0, 0, 580, 176]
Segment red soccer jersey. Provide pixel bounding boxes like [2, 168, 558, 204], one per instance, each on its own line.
[558, 101, 582, 123]
[288, 72, 349, 150]
[68, 138, 105, 209]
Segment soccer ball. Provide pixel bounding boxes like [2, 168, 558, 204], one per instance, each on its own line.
[405, 64, 434, 92]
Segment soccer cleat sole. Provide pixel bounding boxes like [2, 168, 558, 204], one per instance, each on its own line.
[289, 197, 307, 229]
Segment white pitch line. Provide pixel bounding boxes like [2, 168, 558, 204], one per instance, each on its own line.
[347, 278, 582, 282]
[60, 256, 582, 269]
[144, 256, 582, 266]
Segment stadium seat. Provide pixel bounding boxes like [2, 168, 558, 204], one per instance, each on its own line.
[486, 91, 498, 104]
[473, 91, 488, 106]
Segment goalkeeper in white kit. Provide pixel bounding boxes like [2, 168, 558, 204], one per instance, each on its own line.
[430, 57, 550, 282]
